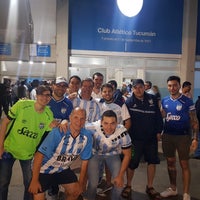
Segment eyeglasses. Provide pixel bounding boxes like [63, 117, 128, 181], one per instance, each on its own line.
[40, 93, 51, 98]
[55, 84, 67, 88]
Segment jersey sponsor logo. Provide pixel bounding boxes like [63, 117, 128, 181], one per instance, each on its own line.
[166, 112, 181, 122]
[56, 154, 78, 162]
[17, 127, 38, 139]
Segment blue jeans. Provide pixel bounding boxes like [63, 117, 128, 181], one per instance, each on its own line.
[0, 158, 33, 200]
[87, 154, 123, 200]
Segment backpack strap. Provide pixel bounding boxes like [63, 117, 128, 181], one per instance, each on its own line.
[5, 119, 16, 139]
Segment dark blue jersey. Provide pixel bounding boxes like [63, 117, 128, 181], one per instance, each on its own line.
[162, 94, 195, 135]
[48, 96, 73, 122]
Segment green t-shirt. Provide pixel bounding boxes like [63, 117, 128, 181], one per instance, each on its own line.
[4, 100, 53, 160]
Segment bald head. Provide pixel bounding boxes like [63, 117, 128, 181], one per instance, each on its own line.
[69, 107, 87, 133]
[71, 107, 86, 117]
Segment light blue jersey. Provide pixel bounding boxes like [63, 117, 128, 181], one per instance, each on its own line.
[162, 94, 195, 135]
[72, 96, 101, 123]
[38, 127, 92, 174]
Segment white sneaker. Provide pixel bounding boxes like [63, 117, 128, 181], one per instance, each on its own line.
[183, 193, 191, 200]
[160, 187, 178, 197]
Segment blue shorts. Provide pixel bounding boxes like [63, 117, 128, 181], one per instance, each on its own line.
[129, 140, 160, 170]
[38, 168, 78, 192]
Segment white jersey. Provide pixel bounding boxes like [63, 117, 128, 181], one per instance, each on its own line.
[100, 102, 130, 124]
[91, 91, 102, 102]
[86, 121, 132, 156]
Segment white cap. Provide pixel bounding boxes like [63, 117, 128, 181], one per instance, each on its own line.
[55, 77, 68, 85]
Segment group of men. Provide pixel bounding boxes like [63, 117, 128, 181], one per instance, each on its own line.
[0, 74, 199, 200]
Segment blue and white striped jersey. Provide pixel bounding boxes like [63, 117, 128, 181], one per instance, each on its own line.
[72, 96, 101, 123]
[86, 121, 132, 156]
[38, 127, 92, 174]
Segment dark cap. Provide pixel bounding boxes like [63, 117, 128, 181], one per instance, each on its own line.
[132, 79, 144, 87]
[55, 77, 68, 85]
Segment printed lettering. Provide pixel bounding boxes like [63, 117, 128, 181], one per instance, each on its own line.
[17, 127, 38, 139]
[166, 112, 181, 122]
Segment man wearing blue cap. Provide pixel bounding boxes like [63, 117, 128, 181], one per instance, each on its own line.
[122, 79, 163, 200]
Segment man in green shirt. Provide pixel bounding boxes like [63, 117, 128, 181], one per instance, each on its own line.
[0, 85, 55, 200]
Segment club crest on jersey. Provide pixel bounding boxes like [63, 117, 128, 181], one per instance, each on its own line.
[148, 99, 153, 105]
[176, 104, 182, 111]
[61, 107, 67, 114]
[133, 104, 137, 108]
[39, 123, 45, 129]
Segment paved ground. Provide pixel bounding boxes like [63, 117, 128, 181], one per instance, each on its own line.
[7, 141, 200, 200]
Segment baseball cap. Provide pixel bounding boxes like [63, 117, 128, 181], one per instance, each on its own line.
[55, 77, 68, 86]
[132, 79, 144, 87]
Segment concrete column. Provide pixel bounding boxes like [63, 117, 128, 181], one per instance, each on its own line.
[137, 69, 145, 80]
[0, 61, 2, 82]
[56, 0, 69, 78]
[180, 0, 198, 86]
[115, 69, 123, 88]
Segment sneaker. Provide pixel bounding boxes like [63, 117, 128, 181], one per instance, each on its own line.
[183, 193, 191, 200]
[97, 183, 113, 195]
[160, 187, 178, 197]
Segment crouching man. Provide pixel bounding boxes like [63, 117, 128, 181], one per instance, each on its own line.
[28, 107, 92, 200]
[86, 110, 132, 200]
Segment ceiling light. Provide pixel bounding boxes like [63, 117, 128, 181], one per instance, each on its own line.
[117, 0, 143, 17]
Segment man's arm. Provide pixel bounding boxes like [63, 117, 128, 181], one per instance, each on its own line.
[124, 118, 131, 131]
[113, 147, 131, 187]
[160, 105, 166, 118]
[0, 117, 11, 158]
[189, 110, 199, 151]
[28, 152, 44, 194]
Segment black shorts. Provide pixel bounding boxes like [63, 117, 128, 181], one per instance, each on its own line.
[129, 140, 160, 170]
[39, 168, 78, 192]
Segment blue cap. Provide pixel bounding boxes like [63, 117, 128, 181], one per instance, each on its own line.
[132, 79, 144, 87]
